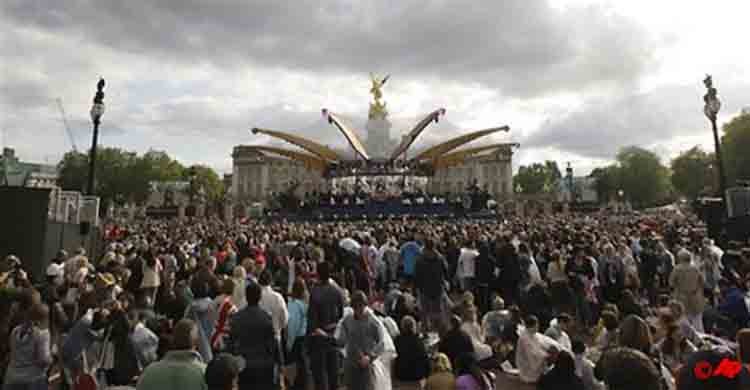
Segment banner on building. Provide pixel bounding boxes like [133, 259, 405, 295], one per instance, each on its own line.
[57, 191, 81, 224]
[80, 196, 100, 226]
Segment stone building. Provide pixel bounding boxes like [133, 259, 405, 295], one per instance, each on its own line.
[231, 143, 515, 205]
[231, 145, 327, 203]
[0, 147, 59, 188]
[427, 145, 515, 200]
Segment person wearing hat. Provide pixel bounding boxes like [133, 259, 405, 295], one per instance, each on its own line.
[45, 263, 65, 289]
[0, 255, 25, 289]
[52, 249, 68, 267]
[101, 272, 126, 305]
[41, 261, 70, 352]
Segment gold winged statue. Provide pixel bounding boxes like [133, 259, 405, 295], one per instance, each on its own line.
[369, 73, 390, 120]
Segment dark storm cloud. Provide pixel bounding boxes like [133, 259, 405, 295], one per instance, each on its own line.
[524, 83, 750, 159]
[2, 0, 655, 97]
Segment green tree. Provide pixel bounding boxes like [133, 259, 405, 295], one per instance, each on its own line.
[544, 160, 562, 189]
[513, 160, 561, 194]
[95, 148, 138, 204]
[57, 147, 190, 206]
[57, 151, 89, 193]
[722, 110, 750, 185]
[615, 146, 671, 208]
[184, 164, 224, 202]
[589, 165, 622, 203]
[57, 148, 138, 204]
[129, 150, 186, 204]
[671, 146, 712, 200]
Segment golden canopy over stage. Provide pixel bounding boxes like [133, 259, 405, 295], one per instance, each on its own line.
[245, 74, 518, 177]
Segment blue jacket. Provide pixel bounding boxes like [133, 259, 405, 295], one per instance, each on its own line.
[718, 287, 750, 328]
[60, 310, 99, 370]
[286, 298, 307, 352]
[185, 298, 214, 363]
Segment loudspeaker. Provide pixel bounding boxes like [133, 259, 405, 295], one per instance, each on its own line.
[696, 197, 725, 241]
[727, 187, 750, 218]
[726, 215, 750, 242]
[0, 187, 51, 280]
[80, 221, 91, 236]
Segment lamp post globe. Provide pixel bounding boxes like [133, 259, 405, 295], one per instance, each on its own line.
[704, 98, 721, 120]
[90, 103, 105, 122]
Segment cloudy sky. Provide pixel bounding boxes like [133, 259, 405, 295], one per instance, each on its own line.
[2, 0, 749, 175]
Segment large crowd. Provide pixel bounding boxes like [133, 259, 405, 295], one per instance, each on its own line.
[2, 210, 750, 390]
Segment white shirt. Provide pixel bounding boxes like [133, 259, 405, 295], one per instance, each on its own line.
[575, 354, 605, 390]
[457, 248, 479, 279]
[339, 238, 361, 254]
[516, 328, 552, 383]
[544, 320, 571, 352]
[527, 255, 543, 288]
[259, 285, 289, 339]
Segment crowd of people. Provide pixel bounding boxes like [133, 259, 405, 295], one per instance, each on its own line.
[2, 210, 750, 390]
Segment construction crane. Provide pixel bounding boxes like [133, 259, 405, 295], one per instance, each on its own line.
[56, 98, 78, 152]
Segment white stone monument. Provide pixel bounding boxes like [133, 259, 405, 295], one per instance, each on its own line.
[364, 73, 396, 159]
[365, 118, 395, 159]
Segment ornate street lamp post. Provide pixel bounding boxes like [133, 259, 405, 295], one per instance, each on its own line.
[703, 75, 728, 216]
[86, 78, 106, 195]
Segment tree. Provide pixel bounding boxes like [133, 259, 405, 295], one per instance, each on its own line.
[57, 151, 89, 193]
[129, 150, 186, 204]
[57, 148, 138, 204]
[722, 111, 750, 186]
[513, 160, 561, 194]
[671, 146, 712, 200]
[57, 147, 190, 206]
[615, 146, 671, 208]
[589, 165, 622, 203]
[94, 148, 138, 205]
[184, 164, 224, 202]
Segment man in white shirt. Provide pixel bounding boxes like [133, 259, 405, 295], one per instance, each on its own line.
[544, 313, 572, 352]
[703, 238, 724, 261]
[572, 339, 605, 390]
[257, 270, 288, 341]
[456, 241, 479, 292]
[516, 315, 555, 384]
